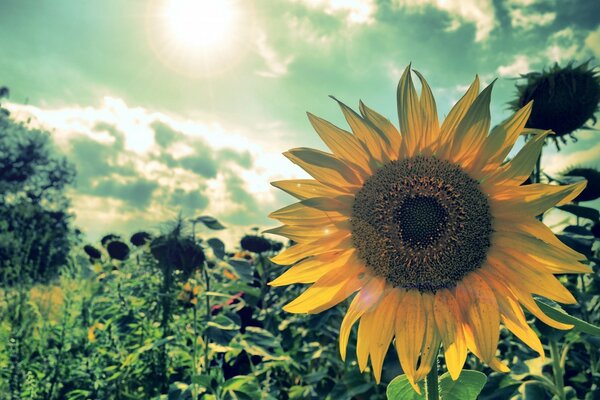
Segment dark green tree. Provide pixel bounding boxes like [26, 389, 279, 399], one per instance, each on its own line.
[0, 89, 76, 285]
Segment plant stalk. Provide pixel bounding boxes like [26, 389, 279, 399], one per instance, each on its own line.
[425, 355, 440, 400]
[550, 339, 566, 400]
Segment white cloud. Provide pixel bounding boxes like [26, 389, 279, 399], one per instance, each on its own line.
[584, 25, 600, 59]
[293, 0, 377, 24]
[543, 141, 600, 174]
[546, 28, 579, 63]
[505, 0, 556, 30]
[497, 55, 531, 77]
[392, 0, 496, 42]
[255, 31, 294, 78]
[4, 98, 302, 244]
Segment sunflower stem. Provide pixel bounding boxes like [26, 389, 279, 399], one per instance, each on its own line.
[550, 339, 566, 400]
[425, 355, 440, 400]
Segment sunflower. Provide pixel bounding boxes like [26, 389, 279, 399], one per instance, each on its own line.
[266, 66, 590, 391]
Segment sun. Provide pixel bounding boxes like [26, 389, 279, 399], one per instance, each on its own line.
[163, 0, 236, 50]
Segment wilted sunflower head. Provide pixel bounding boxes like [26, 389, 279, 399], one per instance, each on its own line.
[268, 65, 590, 392]
[240, 235, 272, 254]
[561, 167, 600, 202]
[510, 61, 600, 149]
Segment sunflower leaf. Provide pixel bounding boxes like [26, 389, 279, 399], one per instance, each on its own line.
[556, 205, 600, 222]
[192, 215, 226, 230]
[439, 370, 487, 400]
[386, 375, 425, 399]
[535, 299, 600, 336]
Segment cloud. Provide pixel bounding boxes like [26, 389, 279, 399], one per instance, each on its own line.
[505, 0, 556, 30]
[545, 28, 580, 62]
[392, 0, 496, 42]
[292, 0, 376, 24]
[5, 97, 297, 242]
[255, 31, 295, 78]
[497, 55, 531, 77]
[584, 25, 600, 58]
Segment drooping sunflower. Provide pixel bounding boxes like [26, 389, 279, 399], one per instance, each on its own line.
[266, 66, 590, 391]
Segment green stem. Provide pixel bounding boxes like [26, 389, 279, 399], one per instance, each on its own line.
[425, 356, 440, 400]
[191, 304, 199, 398]
[202, 264, 211, 373]
[550, 339, 566, 400]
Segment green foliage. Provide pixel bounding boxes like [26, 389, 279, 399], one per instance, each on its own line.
[0, 97, 77, 285]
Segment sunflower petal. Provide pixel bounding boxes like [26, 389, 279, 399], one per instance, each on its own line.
[359, 100, 402, 159]
[395, 290, 425, 390]
[438, 75, 480, 154]
[270, 231, 351, 265]
[433, 289, 467, 380]
[339, 277, 387, 360]
[492, 181, 587, 218]
[332, 96, 390, 165]
[271, 179, 344, 200]
[283, 255, 367, 314]
[307, 112, 372, 173]
[369, 289, 402, 383]
[264, 224, 345, 244]
[269, 202, 346, 226]
[449, 81, 495, 167]
[269, 249, 355, 286]
[413, 70, 439, 152]
[455, 273, 500, 363]
[397, 65, 423, 157]
[483, 130, 550, 187]
[415, 293, 441, 381]
[476, 101, 533, 172]
[284, 148, 363, 190]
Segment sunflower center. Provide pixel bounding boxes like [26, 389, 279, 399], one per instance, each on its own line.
[394, 196, 449, 246]
[351, 156, 492, 292]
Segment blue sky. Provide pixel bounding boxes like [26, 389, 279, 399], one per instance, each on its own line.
[1, 0, 599, 244]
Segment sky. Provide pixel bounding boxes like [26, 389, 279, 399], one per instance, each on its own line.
[1, 0, 599, 246]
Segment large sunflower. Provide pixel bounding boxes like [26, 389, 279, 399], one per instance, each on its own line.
[267, 66, 589, 391]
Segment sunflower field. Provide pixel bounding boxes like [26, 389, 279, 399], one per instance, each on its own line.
[2, 64, 600, 400]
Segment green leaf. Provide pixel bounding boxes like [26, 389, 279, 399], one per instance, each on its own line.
[439, 370, 487, 400]
[557, 205, 600, 222]
[207, 238, 225, 259]
[386, 375, 425, 399]
[192, 215, 226, 230]
[535, 299, 600, 336]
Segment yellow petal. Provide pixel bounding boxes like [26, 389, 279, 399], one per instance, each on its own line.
[415, 293, 442, 381]
[437, 75, 480, 156]
[269, 202, 346, 226]
[508, 284, 573, 330]
[485, 275, 544, 358]
[455, 273, 499, 363]
[332, 96, 390, 165]
[369, 289, 402, 383]
[271, 179, 344, 200]
[307, 112, 372, 174]
[264, 224, 345, 244]
[483, 130, 550, 187]
[339, 277, 386, 360]
[492, 181, 587, 218]
[357, 306, 374, 372]
[359, 100, 402, 159]
[413, 70, 439, 152]
[301, 195, 354, 214]
[449, 81, 495, 168]
[395, 290, 425, 390]
[487, 252, 576, 305]
[397, 65, 423, 157]
[270, 231, 351, 265]
[475, 101, 533, 174]
[283, 255, 367, 314]
[269, 249, 355, 286]
[433, 289, 467, 380]
[284, 148, 363, 190]
[494, 217, 585, 261]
